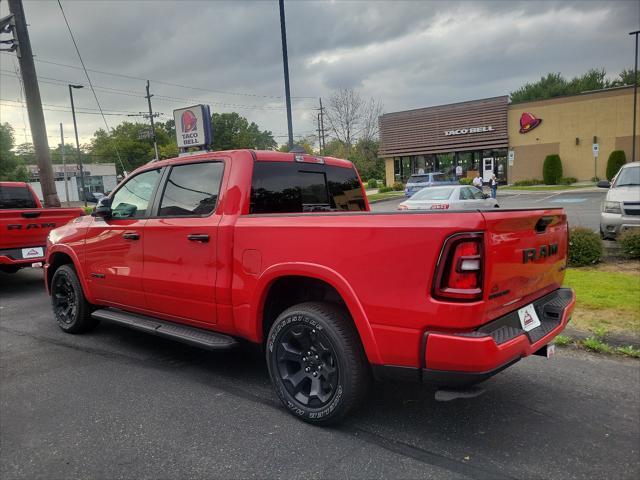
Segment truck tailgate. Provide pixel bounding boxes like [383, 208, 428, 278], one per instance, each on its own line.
[481, 208, 568, 320]
[0, 208, 84, 250]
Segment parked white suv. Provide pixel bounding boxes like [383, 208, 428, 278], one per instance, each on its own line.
[598, 162, 640, 239]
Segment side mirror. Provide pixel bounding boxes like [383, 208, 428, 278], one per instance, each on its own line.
[597, 180, 611, 188]
[93, 197, 112, 218]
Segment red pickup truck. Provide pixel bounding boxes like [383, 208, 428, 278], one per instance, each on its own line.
[45, 150, 575, 424]
[0, 182, 84, 273]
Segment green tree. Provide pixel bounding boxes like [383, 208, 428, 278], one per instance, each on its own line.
[510, 68, 635, 103]
[606, 150, 626, 181]
[90, 122, 158, 174]
[210, 112, 276, 151]
[543, 154, 563, 185]
[611, 68, 639, 87]
[277, 135, 316, 154]
[0, 123, 19, 180]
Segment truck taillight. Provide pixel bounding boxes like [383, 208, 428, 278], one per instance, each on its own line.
[433, 233, 483, 301]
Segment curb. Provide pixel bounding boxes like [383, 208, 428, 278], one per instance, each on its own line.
[563, 326, 640, 349]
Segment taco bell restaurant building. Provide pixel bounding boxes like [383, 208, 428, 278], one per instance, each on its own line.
[379, 86, 639, 185]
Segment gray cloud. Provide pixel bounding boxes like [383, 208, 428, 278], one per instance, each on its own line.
[0, 0, 637, 148]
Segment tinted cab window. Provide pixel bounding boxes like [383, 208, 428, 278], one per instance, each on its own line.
[0, 186, 38, 209]
[250, 162, 365, 213]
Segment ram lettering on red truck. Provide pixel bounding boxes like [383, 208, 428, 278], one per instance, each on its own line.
[44, 150, 575, 424]
[0, 182, 84, 274]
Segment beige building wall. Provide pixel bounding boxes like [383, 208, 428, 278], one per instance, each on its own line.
[385, 158, 394, 186]
[508, 87, 640, 182]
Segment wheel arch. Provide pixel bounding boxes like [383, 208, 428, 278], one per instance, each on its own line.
[251, 263, 382, 364]
[46, 247, 91, 301]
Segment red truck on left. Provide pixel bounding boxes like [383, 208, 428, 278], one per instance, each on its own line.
[0, 182, 85, 273]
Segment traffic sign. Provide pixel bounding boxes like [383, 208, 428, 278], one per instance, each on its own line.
[592, 143, 599, 157]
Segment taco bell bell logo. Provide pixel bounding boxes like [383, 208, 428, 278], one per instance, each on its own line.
[181, 110, 198, 133]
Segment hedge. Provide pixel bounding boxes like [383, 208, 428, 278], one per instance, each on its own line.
[543, 154, 563, 185]
[568, 227, 602, 267]
[619, 230, 640, 259]
[606, 150, 626, 181]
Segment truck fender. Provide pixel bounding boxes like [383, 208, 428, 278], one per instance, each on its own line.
[47, 245, 94, 303]
[251, 262, 382, 364]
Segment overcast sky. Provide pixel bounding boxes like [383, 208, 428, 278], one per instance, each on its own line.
[0, 0, 638, 149]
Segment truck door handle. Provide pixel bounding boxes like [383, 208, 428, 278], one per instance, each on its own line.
[21, 211, 41, 218]
[122, 232, 140, 240]
[187, 234, 209, 243]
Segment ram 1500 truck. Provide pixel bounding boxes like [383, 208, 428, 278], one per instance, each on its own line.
[0, 182, 84, 273]
[45, 150, 575, 424]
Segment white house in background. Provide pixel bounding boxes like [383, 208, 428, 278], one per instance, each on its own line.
[27, 163, 118, 200]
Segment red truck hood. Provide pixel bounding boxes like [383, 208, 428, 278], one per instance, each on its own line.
[480, 208, 568, 320]
[0, 208, 85, 250]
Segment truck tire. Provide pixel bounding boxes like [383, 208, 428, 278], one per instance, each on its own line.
[266, 301, 370, 425]
[51, 264, 99, 334]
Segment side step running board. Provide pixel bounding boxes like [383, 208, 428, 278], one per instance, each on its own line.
[92, 308, 238, 350]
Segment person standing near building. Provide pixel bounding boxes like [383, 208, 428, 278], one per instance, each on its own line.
[490, 174, 498, 199]
[473, 174, 483, 190]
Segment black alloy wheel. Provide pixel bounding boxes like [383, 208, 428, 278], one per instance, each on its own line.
[275, 323, 339, 408]
[50, 264, 99, 334]
[266, 302, 369, 425]
[53, 272, 78, 326]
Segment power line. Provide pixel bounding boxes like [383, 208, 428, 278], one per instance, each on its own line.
[57, 0, 125, 172]
[0, 51, 317, 100]
[0, 70, 316, 111]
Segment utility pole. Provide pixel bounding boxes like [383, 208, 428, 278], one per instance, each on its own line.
[631, 30, 639, 163]
[60, 123, 70, 205]
[8, 0, 60, 206]
[145, 80, 159, 160]
[69, 84, 86, 207]
[319, 97, 326, 153]
[317, 113, 322, 154]
[278, 0, 293, 150]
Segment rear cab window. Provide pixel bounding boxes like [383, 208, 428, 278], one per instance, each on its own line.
[250, 161, 365, 214]
[0, 186, 38, 209]
[407, 175, 430, 184]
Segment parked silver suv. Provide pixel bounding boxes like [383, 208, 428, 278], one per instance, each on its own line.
[598, 162, 640, 239]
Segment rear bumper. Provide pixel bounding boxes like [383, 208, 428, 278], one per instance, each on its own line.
[373, 288, 575, 386]
[0, 246, 45, 266]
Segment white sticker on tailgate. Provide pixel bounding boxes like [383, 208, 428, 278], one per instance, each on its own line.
[21, 247, 44, 259]
[517, 303, 541, 332]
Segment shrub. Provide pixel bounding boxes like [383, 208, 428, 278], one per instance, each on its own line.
[543, 154, 563, 185]
[367, 179, 378, 189]
[568, 227, 603, 267]
[378, 186, 393, 193]
[606, 150, 626, 181]
[392, 182, 404, 191]
[618, 230, 640, 259]
[558, 177, 578, 185]
[513, 178, 543, 186]
[459, 177, 473, 185]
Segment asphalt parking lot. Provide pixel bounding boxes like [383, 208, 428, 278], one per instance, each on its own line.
[372, 189, 606, 231]
[1, 268, 639, 480]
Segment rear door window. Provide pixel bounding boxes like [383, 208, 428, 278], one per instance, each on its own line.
[158, 162, 224, 217]
[250, 161, 365, 213]
[0, 186, 37, 209]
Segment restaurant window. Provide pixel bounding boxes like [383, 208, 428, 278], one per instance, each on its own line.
[436, 153, 455, 179]
[413, 155, 427, 174]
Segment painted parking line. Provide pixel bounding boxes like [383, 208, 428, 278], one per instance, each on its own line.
[550, 197, 587, 203]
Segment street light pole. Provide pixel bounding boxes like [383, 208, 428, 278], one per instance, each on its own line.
[69, 84, 86, 207]
[630, 30, 639, 163]
[278, 0, 294, 150]
[60, 123, 70, 206]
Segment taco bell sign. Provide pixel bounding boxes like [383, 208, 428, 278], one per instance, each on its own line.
[173, 104, 212, 149]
